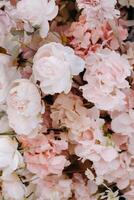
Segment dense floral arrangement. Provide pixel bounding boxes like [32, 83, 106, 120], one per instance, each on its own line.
[0, 0, 134, 199]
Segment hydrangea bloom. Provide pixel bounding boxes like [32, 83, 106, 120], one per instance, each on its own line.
[34, 176, 72, 200]
[81, 49, 131, 111]
[76, 0, 120, 28]
[111, 109, 134, 137]
[20, 134, 69, 177]
[51, 93, 104, 142]
[72, 173, 98, 200]
[65, 15, 127, 57]
[93, 152, 134, 189]
[75, 141, 118, 162]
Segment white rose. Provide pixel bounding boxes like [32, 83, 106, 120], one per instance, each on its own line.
[7, 79, 44, 137]
[33, 42, 85, 95]
[2, 174, 26, 200]
[8, 112, 42, 137]
[0, 136, 23, 176]
[16, 0, 58, 37]
[7, 79, 43, 117]
[0, 115, 11, 133]
[0, 10, 12, 47]
[0, 53, 18, 104]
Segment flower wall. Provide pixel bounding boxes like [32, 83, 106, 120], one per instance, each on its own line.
[0, 0, 134, 199]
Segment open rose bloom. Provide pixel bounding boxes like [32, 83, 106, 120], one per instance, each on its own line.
[0, 0, 134, 199]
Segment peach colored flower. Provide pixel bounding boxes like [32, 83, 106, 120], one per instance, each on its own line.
[20, 134, 69, 177]
[65, 16, 127, 57]
[51, 93, 104, 142]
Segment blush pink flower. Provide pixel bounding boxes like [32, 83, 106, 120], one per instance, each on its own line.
[51, 93, 104, 142]
[65, 15, 127, 58]
[72, 173, 98, 200]
[93, 152, 134, 189]
[20, 134, 69, 177]
[123, 89, 134, 111]
[124, 42, 134, 66]
[128, 134, 134, 155]
[111, 109, 134, 137]
[112, 133, 128, 151]
[76, 0, 120, 28]
[75, 140, 118, 162]
[34, 175, 72, 200]
[81, 49, 131, 111]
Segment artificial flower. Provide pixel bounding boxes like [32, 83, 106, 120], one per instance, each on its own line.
[33, 42, 85, 94]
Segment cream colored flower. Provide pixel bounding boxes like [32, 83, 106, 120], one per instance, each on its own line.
[7, 79, 44, 137]
[0, 53, 18, 104]
[0, 136, 23, 176]
[2, 174, 26, 200]
[33, 42, 85, 95]
[16, 0, 58, 37]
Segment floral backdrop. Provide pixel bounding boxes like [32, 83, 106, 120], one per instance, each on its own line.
[0, 0, 134, 199]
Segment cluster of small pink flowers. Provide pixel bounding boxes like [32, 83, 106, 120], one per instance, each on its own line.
[0, 0, 133, 199]
[65, 17, 128, 58]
